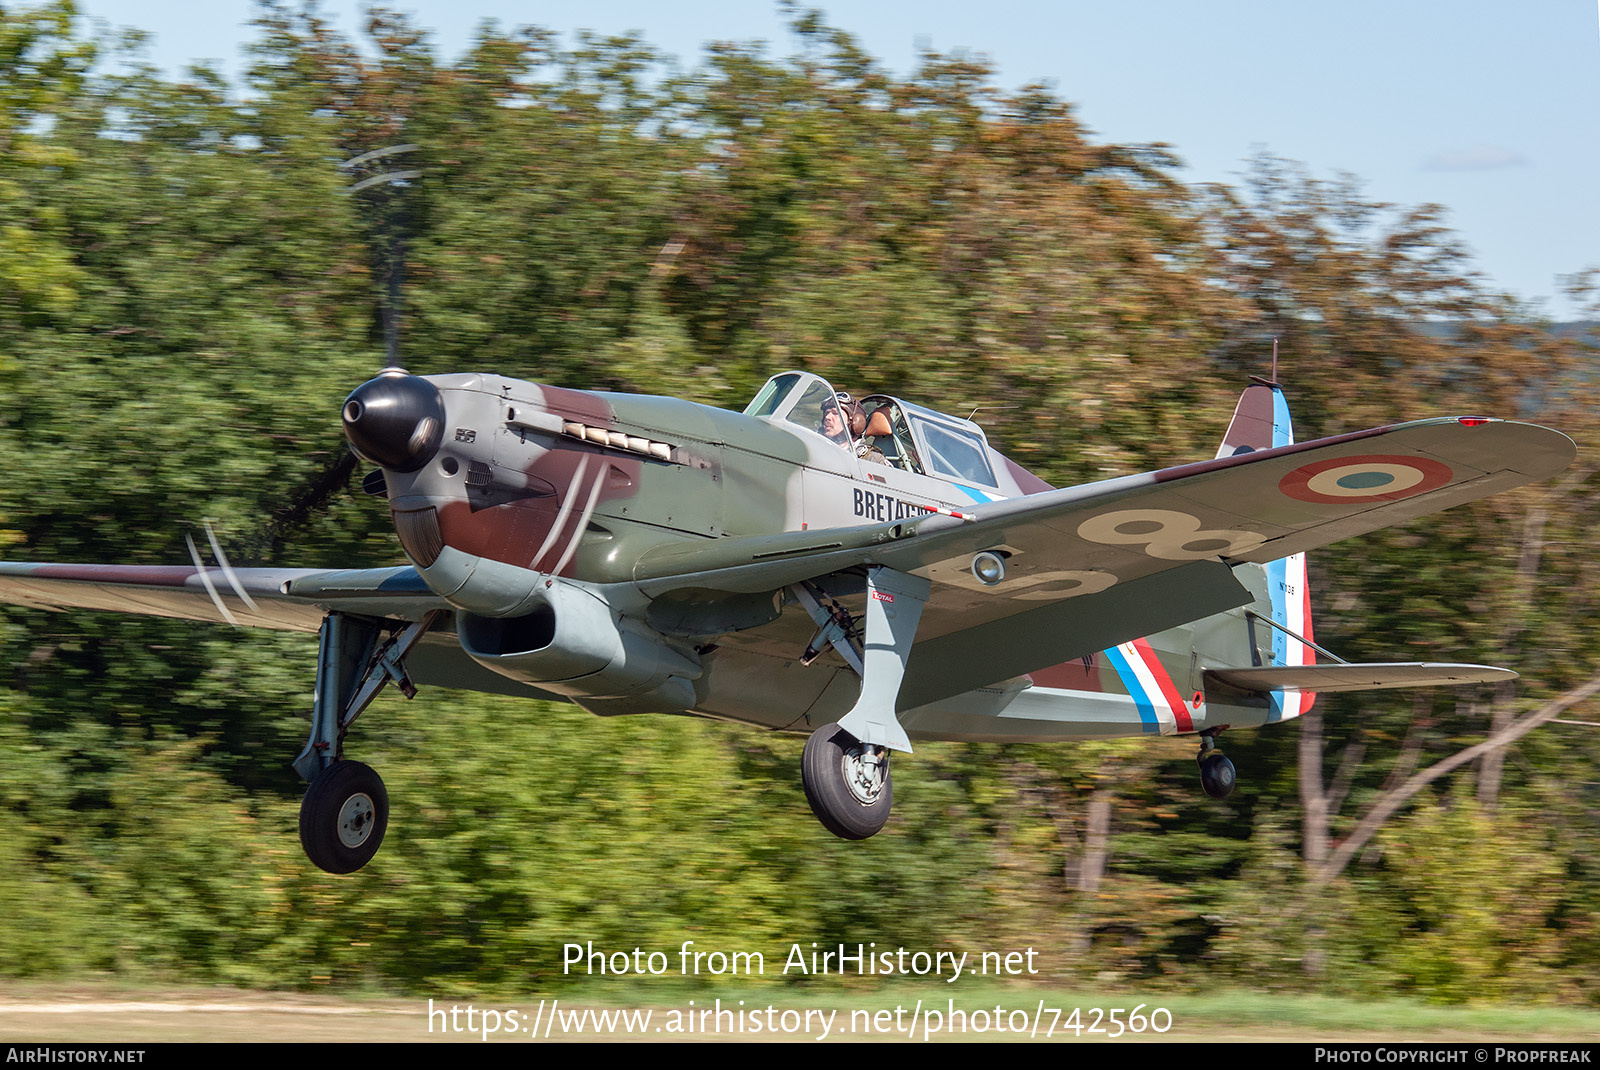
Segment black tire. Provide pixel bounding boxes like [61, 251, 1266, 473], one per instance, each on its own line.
[299, 760, 389, 873]
[1198, 751, 1237, 800]
[801, 723, 893, 840]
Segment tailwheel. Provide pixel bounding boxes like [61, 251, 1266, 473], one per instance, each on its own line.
[1196, 733, 1236, 800]
[802, 722, 893, 840]
[299, 759, 389, 873]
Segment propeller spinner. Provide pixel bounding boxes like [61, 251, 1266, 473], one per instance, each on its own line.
[342, 370, 446, 472]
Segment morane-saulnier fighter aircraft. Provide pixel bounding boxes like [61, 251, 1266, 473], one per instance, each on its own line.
[0, 369, 1575, 872]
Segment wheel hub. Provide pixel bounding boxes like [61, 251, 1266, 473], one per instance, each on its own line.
[841, 743, 889, 805]
[337, 791, 377, 848]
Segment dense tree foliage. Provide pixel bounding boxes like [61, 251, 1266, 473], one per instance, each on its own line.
[1, 1, 1596, 1000]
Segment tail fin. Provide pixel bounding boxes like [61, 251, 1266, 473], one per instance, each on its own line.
[1218, 378, 1316, 720]
[1215, 375, 1289, 459]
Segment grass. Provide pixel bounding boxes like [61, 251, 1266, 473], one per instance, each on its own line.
[2, 981, 1597, 1042]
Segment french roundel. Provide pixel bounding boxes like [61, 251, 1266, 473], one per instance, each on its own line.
[1279, 455, 1454, 505]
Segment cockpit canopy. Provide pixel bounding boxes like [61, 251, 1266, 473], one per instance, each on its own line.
[744, 371, 999, 489]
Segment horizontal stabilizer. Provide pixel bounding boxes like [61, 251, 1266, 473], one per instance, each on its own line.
[1205, 662, 1515, 694]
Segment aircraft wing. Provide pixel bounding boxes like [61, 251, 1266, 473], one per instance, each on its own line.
[630, 416, 1574, 706]
[0, 562, 448, 632]
[634, 416, 1574, 594]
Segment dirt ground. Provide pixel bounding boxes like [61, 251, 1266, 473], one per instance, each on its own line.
[3, 982, 1597, 1044]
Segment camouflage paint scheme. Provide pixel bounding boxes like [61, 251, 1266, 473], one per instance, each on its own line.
[0, 371, 1575, 750]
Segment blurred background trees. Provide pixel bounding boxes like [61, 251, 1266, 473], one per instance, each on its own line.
[1, 0, 1596, 1000]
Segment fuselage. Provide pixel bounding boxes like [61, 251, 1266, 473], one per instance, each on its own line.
[345, 369, 1298, 743]
[356, 370, 1043, 590]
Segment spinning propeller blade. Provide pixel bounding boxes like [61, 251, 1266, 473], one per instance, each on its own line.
[184, 520, 257, 626]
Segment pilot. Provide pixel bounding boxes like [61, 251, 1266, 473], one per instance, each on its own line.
[820, 392, 861, 447]
[821, 392, 886, 464]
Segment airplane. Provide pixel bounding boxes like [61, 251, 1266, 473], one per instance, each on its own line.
[0, 367, 1575, 872]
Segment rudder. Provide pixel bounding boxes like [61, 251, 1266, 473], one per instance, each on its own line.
[1217, 378, 1316, 720]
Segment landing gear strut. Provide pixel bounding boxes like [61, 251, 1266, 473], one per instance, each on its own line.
[791, 566, 928, 839]
[293, 610, 438, 873]
[1196, 731, 1236, 800]
[801, 722, 893, 839]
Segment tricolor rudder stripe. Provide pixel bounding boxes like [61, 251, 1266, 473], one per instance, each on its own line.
[1267, 550, 1316, 722]
[1266, 384, 1316, 721]
[1105, 638, 1196, 734]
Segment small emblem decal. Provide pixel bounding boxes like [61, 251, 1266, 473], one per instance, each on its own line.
[872, 591, 895, 603]
[455, 428, 477, 443]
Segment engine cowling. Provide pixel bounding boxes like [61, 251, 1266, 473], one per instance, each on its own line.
[456, 578, 701, 715]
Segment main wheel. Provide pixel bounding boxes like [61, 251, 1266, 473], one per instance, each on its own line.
[801, 723, 893, 840]
[299, 759, 389, 873]
[1198, 751, 1237, 800]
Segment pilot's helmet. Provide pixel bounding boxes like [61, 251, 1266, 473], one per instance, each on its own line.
[823, 391, 867, 436]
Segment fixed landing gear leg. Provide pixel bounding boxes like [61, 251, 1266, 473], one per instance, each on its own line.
[293, 610, 439, 872]
[800, 567, 927, 839]
[833, 566, 928, 754]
